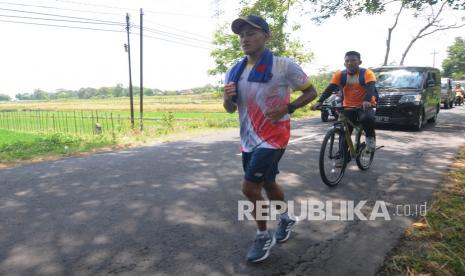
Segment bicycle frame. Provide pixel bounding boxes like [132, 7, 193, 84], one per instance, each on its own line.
[334, 110, 362, 159]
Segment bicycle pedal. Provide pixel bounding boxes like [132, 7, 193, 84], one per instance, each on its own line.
[375, 145, 384, 151]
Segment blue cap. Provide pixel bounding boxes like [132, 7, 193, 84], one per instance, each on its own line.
[231, 15, 269, 34]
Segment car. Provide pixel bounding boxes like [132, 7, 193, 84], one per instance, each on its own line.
[372, 66, 441, 131]
[441, 78, 455, 108]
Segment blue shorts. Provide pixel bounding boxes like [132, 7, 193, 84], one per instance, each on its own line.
[242, 148, 285, 184]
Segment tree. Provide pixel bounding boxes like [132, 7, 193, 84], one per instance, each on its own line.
[209, 0, 314, 76]
[0, 94, 11, 101]
[303, 0, 464, 65]
[32, 89, 49, 100]
[304, 0, 465, 23]
[400, 1, 465, 65]
[383, 3, 404, 65]
[442, 37, 465, 79]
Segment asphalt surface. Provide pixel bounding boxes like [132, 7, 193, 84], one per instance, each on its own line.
[1, 106, 465, 276]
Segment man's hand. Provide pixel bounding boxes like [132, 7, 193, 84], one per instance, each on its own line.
[362, 101, 371, 110]
[224, 82, 237, 101]
[265, 105, 288, 122]
[311, 102, 322, 110]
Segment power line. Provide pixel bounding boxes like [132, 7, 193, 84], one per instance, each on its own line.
[0, 18, 124, 32]
[0, 13, 123, 26]
[133, 24, 212, 45]
[49, 0, 211, 18]
[0, 7, 124, 25]
[144, 19, 211, 40]
[133, 32, 213, 51]
[0, 1, 123, 17]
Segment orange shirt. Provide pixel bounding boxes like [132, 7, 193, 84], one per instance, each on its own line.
[330, 69, 377, 107]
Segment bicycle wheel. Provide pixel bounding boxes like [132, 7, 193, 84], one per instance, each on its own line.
[355, 129, 374, 171]
[319, 128, 347, 187]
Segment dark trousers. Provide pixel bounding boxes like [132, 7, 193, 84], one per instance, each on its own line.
[343, 108, 376, 138]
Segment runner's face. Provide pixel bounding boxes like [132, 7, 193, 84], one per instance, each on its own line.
[239, 25, 268, 56]
[344, 55, 361, 74]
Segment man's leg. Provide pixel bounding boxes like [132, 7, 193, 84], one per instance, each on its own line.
[359, 108, 376, 151]
[241, 180, 267, 231]
[242, 149, 279, 262]
[264, 180, 296, 243]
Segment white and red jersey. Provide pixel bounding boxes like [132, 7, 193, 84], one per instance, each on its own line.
[226, 56, 312, 152]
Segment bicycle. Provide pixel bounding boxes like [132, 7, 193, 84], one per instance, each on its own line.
[318, 107, 380, 187]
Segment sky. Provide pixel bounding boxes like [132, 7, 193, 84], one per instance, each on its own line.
[0, 0, 463, 97]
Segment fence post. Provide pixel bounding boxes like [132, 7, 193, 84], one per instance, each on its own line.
[52, 113, 56, 132]
[65, 112, 69, 133]
[81, 111, 84, 135]
[110, 113, 115, 135]
[91, 110, 95, 135]
[73, 110, 78, 134]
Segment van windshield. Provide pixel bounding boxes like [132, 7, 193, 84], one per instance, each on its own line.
[375, 69, 423, 89]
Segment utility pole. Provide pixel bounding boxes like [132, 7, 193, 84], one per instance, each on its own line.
[431, 50, 439, 68]
[126, 13, 135, 129]
[139, 8, 144, 131]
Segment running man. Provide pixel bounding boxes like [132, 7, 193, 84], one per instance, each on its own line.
[223, 15, 317, 262]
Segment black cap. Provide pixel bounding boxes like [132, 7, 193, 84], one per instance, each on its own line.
[231, 15, 269, 34]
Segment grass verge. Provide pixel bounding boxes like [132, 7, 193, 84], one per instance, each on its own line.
[378, 145, 465, 276]
[0, 129, 116, 164]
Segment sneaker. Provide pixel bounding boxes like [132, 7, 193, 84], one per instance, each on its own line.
[366, 137, 376, 153]
[275, 217, 297, 243]
[246, 231, 276, 262]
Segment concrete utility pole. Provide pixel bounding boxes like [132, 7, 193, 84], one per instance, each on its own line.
[139, 8, 144, 131]
[126, 13, 135, 129]
[431, 50, 439, 68]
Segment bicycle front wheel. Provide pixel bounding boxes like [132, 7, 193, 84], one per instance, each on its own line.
[319, 128, 347, 187]
[355, 130, 374, 171]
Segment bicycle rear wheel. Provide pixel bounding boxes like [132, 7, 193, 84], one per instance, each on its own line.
[319, 128, 347, 187]
[355, 129, 374, 171]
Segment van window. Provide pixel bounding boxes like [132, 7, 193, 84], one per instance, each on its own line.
[375, 69, 423, 89]
[426, 72, 437, 87]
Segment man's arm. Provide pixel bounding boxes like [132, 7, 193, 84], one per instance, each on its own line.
[265, 85, 317, 122]
[223, 82, 238, 113]
[310, 83, 339, 110]
[290, 85, 318, 109]
[317, 83, 339, 103]
[364, 81, 376, 102]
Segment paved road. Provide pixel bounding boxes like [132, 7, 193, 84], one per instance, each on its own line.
[1, 107, 465, 276]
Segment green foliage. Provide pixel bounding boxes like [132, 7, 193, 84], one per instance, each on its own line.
[13, 84, 221, 101]
[304, 0, 464, 23]
[310, 71, 334, 96]
[442, 37, 465, 79]
[209, 0, 314, 76]
[0, 130, 115, 162]
[0, 94, 11, 101]
[161, 112, 175, 133]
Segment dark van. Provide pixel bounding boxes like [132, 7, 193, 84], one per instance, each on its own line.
[372, 66, 441, 130]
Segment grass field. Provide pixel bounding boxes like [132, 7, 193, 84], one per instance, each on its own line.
[0, 94, 226, 112]
[0, 94, 317, 135]
[379, 145, 465, 276]
[0, 129, 115, 162]
[0, 94, 318, 163]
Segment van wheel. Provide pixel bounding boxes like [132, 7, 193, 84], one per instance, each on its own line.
[413, 110, 424, 131]
[428, 110, 438, 123]
[444, 102, 449, 109]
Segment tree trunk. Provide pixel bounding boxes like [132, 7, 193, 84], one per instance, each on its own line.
[384, 4, 404, 66]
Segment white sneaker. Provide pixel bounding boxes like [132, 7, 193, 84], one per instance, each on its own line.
[366, 137, 376, 153]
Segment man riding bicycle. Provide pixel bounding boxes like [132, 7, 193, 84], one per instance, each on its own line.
[312, 51, 377, 153]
